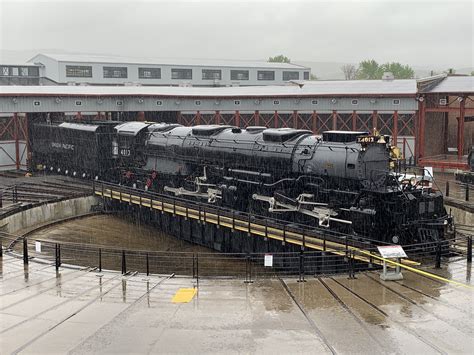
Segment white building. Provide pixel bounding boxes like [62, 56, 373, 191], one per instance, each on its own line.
[28, 53, 311, 87]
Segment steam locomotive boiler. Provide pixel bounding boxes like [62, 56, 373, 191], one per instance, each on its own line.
[143, 124, 452, 245]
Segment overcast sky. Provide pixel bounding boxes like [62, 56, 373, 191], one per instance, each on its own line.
[0, 0, 472, 69]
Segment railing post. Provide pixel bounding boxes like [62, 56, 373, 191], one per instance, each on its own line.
[146, 253, 149, 276]
[467, 236, 472, 263]
[435, 242, 442, 269]
[192, 253, 196, 278]
[98, 248, 102, 272]
[445, 181, 450, 197]
[244, 254, 253, 283]
[55, 243, 61, 271]
[466, 184, 469, 202]
[23, 237, 28, 264]
[122, 250, 126, 274]
[298, 251, 306, 282]
[196, 253, 199, 287]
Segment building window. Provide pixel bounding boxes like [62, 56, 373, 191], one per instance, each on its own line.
[273, 100, 280, 105]
[66, 65, 93, 78]
[12, 67, 19, 76]
[139, 67, 161, 79]
[156, 100, 163, 106]
[393, 99, 401, 105]
[171, 68, 192, 80]
[311, 99, 318, 105]
[0, 66, 9, 76]
[20, 67, 29, 76]
[202, 69, 222, 80]
[283, 71, 299, 81]
[351, 99, 358, 105]
[234, 100, 241, 105]
[231, 70, 249, 80]
[304, 72, 310, 80]
[28, 67, 39, 76]
[195, 100, 201, 106]
[257, 71, 275, 81]
[103, 66, 127, 78]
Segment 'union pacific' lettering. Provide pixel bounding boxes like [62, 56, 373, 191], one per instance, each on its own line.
[51, 142, 75, 151]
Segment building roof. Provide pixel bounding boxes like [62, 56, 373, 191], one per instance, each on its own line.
[0, 79, 417, 98]
[30, 53, 309, 70]
[425, 76, 474, 94]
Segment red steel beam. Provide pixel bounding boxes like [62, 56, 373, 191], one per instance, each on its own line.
[426, 107, 474, 113]
[13, 113, 20, 170]
[393, 110, 398, 146]
[458, 99, 465, 159]
[418, 100, 426, 158]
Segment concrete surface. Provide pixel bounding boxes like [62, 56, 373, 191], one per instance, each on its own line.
[1, 254, 473, 354]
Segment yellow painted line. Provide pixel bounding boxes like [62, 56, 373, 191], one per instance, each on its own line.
[172, 288, 197, 303]
[360, 251, 473, 289]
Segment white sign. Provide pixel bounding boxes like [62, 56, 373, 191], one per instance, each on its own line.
[264, 254, 273, 267]
[377, 245, 407, 259]
[35, 241, 42, 253]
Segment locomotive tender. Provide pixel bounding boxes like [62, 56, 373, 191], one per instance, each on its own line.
[30, 120, 452, 245]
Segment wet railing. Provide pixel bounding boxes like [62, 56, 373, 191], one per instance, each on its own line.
[1, 232, 472, 280]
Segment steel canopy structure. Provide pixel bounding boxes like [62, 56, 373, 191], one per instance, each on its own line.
[0, 75, 472, 171]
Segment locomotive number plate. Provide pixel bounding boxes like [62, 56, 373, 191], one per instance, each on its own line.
[357, 136, 376, 144]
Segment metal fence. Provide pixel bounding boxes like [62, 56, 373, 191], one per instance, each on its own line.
[1, 232, 472, 280]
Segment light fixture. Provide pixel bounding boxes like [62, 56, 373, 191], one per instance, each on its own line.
[97, 98, 103, 105]
[370, 99, 377, 104]
[55, 97, 62, 104]
[138, 98, 144, 104]
[214, 100, 220, 105]
[294, 98, 300, 104]
[417, 96, 424, 102]
[457, 96, 464, 102]
[254, 99, 261, 105]
[12, 98, 18, 104]
[331, 98, 337, 104]
[175, 100, 181, 105]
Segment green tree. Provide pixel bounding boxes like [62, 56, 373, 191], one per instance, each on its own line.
[380, 62, 414, 79]
[310, 74, 318, 80]
[356, 60, 415, 79]
[268, 55, 290, 63]
[471, 71, 474, 76]
[356, 60, 382, 79]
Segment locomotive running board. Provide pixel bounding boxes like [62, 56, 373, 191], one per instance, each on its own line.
[252, 193, 352, 227]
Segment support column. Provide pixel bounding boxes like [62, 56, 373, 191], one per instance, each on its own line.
[311, 111, 317, 134]
[293, 110, 298, 129]
[13, 113, 20, 170]
[372, 110, 378, 132]
[273, 111, 278, 128]
[418, 99, 426, 158]
[332, 110, 337, 130]
[235, 110, 240, 127]
[254, 110, 260, 126]
[458, 98, 465, 159]
[351, 110, 357, 131]
[393, 110, 399, 146]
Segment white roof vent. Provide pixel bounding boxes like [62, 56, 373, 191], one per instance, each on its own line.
[382, 72, 395, 81]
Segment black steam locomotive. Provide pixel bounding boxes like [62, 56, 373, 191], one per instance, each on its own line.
[30, 121, 453, 245]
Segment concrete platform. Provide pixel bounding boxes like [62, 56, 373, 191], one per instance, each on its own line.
[1, 255, 473, 354]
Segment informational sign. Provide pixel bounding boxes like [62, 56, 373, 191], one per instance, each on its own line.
[264, 254, 273, 267]
[377, 245, 407, 259]
[35, 241, 42, 253]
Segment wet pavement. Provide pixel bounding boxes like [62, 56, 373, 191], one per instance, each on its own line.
[1, 253, 473, 354]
